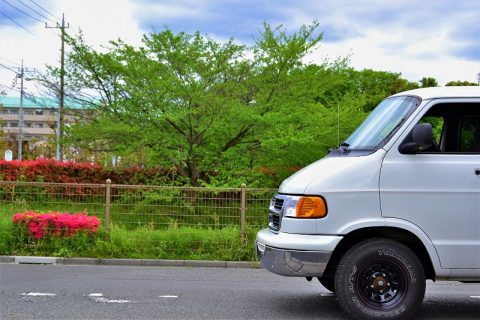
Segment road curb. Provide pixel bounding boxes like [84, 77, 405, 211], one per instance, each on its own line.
[0, 255, 261, 269]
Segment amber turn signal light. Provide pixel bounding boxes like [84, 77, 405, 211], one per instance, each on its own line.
[296, 196, 327, 218]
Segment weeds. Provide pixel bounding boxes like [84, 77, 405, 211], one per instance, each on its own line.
[0, 182, 272, 261]
[0, 213, 258, 261]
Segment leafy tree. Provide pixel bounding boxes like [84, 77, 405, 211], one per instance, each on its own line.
[445, 80, 478, 86]
[63, 115, 148, 165]
[420, 77, 438, 88]
[36, 23, 423, 187]
[334, 68, 419, 112]
[40, 23, 329, 186]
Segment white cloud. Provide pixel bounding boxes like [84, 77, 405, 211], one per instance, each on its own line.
[0, 0, 143, 95]
[56, 0, 143, 47]
[1, 0, 479, 97]
[0, 21, 59, 93]
[133, 2, 209, 21]
[300, 1, 480, 85]
[309, 28, 480, 85]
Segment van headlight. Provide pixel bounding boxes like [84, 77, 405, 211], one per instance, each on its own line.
[283, 196, 327, 219]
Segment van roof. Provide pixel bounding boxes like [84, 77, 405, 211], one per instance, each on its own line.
[391, 86, 480, 100]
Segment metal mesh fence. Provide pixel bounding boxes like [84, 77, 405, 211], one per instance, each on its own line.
[107, 184, 274, 228]
[0, 181, 276, 259]
[110, 185, 242, 229]
[0, 181, 106, 219]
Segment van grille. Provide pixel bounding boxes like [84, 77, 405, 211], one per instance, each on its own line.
[273, 198, 284, 211]
[268, 196, 284, 231]
[269, 213, 280, 231]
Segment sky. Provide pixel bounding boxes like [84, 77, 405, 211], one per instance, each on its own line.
[0, 0, 479, 98]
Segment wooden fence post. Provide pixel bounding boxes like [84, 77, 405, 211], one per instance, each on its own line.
[104, 179, 111, 238]
[240, 183, 246, 244]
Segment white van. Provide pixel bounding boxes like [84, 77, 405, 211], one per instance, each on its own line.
[256, 86, 480, 319]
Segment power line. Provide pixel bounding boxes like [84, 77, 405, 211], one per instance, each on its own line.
[17, 0, 53, 22]
[0, 56, 21, 66]
[0, 83, 21, 93]
[0, 10, 36, 35]
[0, 83, 13, 90]
[0, 57, 34, 70]
[1, 0, 44, 23]
[29, 0, 59, 20]
[0, 62, 18, 73]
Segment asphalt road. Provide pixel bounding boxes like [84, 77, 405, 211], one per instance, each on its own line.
[1, 264, 479, 320]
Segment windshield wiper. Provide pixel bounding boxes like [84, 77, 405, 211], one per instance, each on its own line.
[339, 142, 350, 152]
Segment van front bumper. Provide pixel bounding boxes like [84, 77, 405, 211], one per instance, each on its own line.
[256, 228, 342, 277]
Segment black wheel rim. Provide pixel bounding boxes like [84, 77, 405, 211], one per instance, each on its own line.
[356, 259, 408, 310]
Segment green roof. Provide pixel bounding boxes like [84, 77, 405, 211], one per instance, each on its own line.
[0, 96, 88, 109]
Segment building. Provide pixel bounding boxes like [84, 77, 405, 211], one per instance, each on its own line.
[0, 96, 58, 144]
[0, 96, 90, 142]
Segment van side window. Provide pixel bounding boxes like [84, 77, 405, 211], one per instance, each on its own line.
[420, 116, 444, 147]
[459, 117, 480, 152]
[417, 103, 480, 153]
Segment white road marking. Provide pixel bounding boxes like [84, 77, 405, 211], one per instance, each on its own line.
[159, 295, 178, 298]
[320, 293, 335, 297]
[23, 292, 56, 297]
[470, 296, 480, 299]
[88, 293, 131, 304]
[88, 293, 103, 297]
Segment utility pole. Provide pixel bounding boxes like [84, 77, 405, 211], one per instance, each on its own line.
[17, 60, 24, 161]
[15, 60, 35, 161]
[46, 13, 69, 161]
[477, 72, 480, 86]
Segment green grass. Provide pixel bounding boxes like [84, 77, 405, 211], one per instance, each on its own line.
[0, 188, 269, 261]
[0, 210, 260, 261]
[0, 183, 273, 229]
[0, 216, 13, 255]
[98, 224, 257, 260]
[0, 196, 268, 230]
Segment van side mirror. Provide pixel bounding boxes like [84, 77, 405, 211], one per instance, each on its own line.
[399, 123, 434, 154]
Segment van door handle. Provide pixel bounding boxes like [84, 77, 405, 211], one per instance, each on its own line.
[475, 169, 480, 175]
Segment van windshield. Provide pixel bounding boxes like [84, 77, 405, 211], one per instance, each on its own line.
[344, 96, 420, 150]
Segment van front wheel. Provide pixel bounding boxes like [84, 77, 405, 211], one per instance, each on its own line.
[335, 239, 425, 320]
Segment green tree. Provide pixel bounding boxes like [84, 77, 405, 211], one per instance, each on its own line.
[51, 23, 325, 186]
[37, 23, 421, 187]
[337, 68, 419, 112]
[445, 80, 478, 86]
[420, 77, 438, 88]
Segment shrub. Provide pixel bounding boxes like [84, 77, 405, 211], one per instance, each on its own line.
[0, 160, 103, 183]
[0, 159, 178, 185]
[13, 211, 100, 239]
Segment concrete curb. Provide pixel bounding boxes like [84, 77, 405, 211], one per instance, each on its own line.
[0, 255, 261, 269]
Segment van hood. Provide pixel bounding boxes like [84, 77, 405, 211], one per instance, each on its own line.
[278, 149, 386, 195]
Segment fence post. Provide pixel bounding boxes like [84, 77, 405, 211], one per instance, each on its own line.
[240, 183, 246, 245]
[104, 179, 112, 238]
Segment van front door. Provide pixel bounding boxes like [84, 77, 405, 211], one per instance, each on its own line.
[380, 100, 480, 269]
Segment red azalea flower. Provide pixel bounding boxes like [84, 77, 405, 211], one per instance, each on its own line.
[13, 211, 100, 239]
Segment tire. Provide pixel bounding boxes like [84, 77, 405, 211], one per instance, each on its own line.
[335, 238, 426, 320]
[318, 275, 335, 293]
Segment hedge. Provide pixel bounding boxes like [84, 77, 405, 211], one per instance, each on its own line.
[0, 160, 178, 185]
